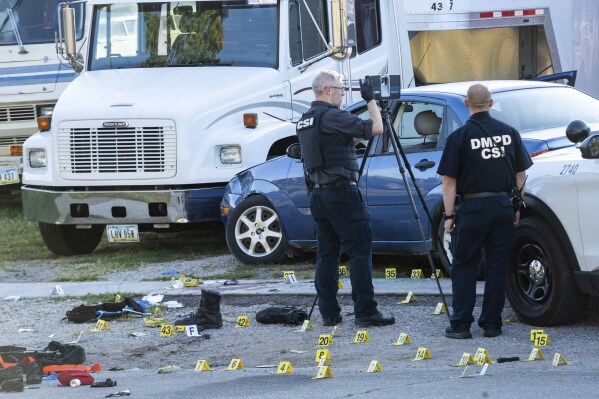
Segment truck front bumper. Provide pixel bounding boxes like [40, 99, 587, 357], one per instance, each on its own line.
[22, 185, 225, 225]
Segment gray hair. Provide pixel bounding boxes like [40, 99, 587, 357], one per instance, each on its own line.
[312, 70, 342, 95]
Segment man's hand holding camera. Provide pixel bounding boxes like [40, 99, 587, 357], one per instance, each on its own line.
[360, 78, 375, 103]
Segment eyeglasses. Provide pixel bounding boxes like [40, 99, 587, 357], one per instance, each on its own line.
[327, 86, 345, 91]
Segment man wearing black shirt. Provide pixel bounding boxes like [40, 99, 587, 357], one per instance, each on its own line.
[296, 70, 394, 327]
[437, 83, 532, 339]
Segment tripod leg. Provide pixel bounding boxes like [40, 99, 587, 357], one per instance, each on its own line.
[381, 106, 452, 322]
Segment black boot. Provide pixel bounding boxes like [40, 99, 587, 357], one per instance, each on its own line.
[175, 289, 223, 329]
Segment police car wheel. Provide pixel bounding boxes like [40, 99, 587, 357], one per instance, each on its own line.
[39, 222, 104, 256]
[436, 217, 485, 280]
[506, 217, 587, 326]
[226, 196, 287, 264]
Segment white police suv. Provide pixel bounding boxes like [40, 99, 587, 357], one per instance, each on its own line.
[507, 121, 599, 326]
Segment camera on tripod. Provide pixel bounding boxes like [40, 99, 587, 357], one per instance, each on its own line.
[365, 74, 401, 101]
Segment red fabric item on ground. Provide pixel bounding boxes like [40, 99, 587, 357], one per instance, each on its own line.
[58, 370, 95, 386]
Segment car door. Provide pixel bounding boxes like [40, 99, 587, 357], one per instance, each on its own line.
[365, 96, 459, 247]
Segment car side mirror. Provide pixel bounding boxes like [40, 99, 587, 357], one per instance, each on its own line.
[286, 143, 302, 160]
[579, 134, 599, 159]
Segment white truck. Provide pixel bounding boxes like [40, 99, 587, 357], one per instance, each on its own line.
[0, 0, 88, 189]
[21, 0, 599, 255]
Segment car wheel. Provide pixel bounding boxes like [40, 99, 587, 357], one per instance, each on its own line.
[226, 196, 287, 264]
[435, 216, 485, 280]
[39, 223, 104, 256]
[506, 216, 587, 326]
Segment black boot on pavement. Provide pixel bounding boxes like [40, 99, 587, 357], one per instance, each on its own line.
[354, 311, 395, 327]
[445, 324, 472, 339]
[175, 289, 223, 329]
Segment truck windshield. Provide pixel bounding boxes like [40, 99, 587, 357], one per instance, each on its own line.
[491, 87, 599, 133]
[0, 0, 85, 45]
[90, 1, 278, 70]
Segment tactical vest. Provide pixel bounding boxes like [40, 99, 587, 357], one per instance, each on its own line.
[296, 106, 358, 174]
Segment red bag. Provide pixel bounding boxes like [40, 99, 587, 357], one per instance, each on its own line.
[57, 370, 94, 386]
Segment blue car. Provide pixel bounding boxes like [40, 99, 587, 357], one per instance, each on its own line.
[220, 80, 599, 274]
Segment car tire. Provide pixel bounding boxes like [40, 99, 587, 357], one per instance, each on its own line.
[226, 196, 287, 264]
[39, 223, 104, 256]
[436, 216, 485, 280]
[506, 216, 587, 326]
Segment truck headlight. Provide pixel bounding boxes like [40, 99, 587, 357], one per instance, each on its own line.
[36, 104, 54, 117]
[28, 149, 46, 168]
[220, 146, 241, 164]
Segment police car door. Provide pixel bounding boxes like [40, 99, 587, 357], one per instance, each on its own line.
[364, 98, 452, 250]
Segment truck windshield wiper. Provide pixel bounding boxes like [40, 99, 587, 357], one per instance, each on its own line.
[166, 62, 233, 67]
[6, 7, 26, 54]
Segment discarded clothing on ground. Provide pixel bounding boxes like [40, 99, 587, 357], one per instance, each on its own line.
[66, 298, 147, 323]
[58, 370, 95, 386]
[256, 306, 308, 325]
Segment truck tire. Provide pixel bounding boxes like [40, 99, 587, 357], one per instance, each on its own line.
[506, 216, 587, 326]
[436, 217, 485, 280]
[39, 223, 104, 256]
[226, 196, 287, 264]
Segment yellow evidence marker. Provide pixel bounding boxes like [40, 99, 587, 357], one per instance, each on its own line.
[366, 360, 383, 373]
[474, 348, 493, 365]
[294, 319, 314, 332]
[283, 270, 295, 281]
[431, 303, 447, 315]
[430, 269, 444, 278]
[194, 360, 213, 372]
[276, 362, 294, 374]
[533, 333, 550, 347]
[235, 316, 251, 328]
[413, 347, 432, 361]
[354, 330, 370, 343]
[315, 349, 332, 366]
[318, 334, 334, 346]
[176, 325, 186, 333]
[339, 265, 348, 276]
[312, 366, 333, 379]
[160, 324, 175, 336]
[530, 329, 544, 342]
[397, 291, 416, 304]
[391, 333, 411, 346]
[452, 353, 476, 367]
[385, 268, 396, 279]
[522, 347, 545, 362]
[338, 280, 344, 289]
[410, 269, 424, 279]
[552, 353, 574, 366]
[90, 320, 108, 333]
[227, 358, 244, 370]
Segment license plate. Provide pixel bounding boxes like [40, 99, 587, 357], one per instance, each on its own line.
[106, 225, 139, 242]
[0, 167, 19, 185]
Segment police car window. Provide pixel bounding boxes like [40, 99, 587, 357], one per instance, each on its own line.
[391, 103, 444, 153]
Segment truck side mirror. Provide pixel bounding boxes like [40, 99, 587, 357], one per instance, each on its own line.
[62, 6, 77, 56]
[58, 4, 84, 72]
[330, 0, 355, 60]
[286, 143, 302, 160]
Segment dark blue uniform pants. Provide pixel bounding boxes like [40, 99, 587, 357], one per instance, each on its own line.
[450, 196, 515, 328]
[309, 185, 378, 319]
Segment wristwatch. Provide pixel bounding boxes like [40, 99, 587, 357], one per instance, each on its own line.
[443, 212, 455, 220]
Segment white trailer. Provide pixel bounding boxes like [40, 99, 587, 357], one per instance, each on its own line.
[21, 0, 597, 255]
[400, 0, 599, 98]
[0, 0, 88, 188]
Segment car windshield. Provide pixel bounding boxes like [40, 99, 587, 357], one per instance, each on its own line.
[90, 1, 278, 71]
[491, 87, 599, 133]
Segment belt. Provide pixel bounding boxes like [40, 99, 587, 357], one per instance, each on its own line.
[314, 181, 357, 188]
[461, 191, 510, 200]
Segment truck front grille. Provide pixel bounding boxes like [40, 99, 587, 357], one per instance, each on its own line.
[0, 135, 30, 146]
[57, 124, 176, 178]
[0, 106, 36, 122]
